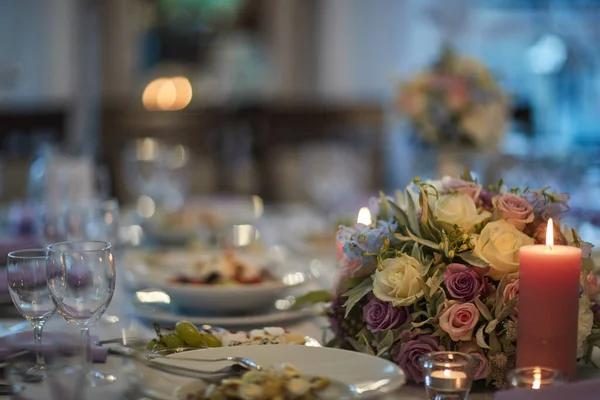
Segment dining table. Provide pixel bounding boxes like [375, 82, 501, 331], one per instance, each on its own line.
[2, 248, 600, 400]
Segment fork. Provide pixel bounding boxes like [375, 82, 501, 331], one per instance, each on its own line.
[147, 353, 262, 370]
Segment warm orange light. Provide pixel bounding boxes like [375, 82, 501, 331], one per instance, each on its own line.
[546, 218, 554, 249]
[142, 76, 193, 111]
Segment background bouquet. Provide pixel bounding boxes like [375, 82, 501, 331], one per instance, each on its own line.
[396, 46, 509, 148]
[300, 171, 600, 388]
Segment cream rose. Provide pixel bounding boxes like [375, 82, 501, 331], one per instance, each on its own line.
[434, 193, 491, 234]
[373, 254, 424, 307]
[474, 220, 535, 280]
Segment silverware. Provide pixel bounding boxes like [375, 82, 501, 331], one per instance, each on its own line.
[147, 354, 262, 371]
[108, 346, 259, 380]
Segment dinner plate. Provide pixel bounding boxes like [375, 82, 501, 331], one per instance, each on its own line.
[123, 249, 312, 314]
[131, 301, 319, 328]
[162, 345, 405, 399]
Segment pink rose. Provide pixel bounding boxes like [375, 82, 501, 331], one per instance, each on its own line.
[439, 302, 480, 341]
[492, 194, 534, 231]
[585, 273, 600, 302]
[442, 177, 482, 202]
[503, 279, 519, 316]
[458, 341, 491, 380]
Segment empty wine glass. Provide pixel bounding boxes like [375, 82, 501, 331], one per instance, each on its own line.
[6, 249, 57, 379]
[46, 241, 116, 386]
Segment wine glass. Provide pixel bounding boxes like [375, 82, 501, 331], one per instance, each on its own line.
[6, 249, 57, 378]
[46, 241, 116, 386]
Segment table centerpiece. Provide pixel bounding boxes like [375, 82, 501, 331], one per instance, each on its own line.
[298, 171, 600, 388]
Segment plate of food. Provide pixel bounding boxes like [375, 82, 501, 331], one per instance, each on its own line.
[142, 322, 319, 352]
[124, 249, 313, 314]
[131, 292, 319, 328]
[142, 345, 405, 399]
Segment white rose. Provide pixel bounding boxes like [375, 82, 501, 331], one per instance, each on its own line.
[373, 254, 424, 307]
[434, 193, 491, 234]
[578, 296, 594, 358]
[474, 220, 535, 280]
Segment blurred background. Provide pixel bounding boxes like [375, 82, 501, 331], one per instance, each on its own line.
[0, 0, 600, 245]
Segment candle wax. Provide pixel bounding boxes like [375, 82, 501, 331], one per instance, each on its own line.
[517, 245, 581, 380]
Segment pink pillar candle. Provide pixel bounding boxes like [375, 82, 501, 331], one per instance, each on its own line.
[516, 238, 581, 380]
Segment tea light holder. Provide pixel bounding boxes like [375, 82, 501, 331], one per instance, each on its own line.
[420, 352, 476, 400]
[508, 367, 566, 390]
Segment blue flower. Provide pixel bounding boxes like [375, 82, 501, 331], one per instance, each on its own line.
[337, 220, 398, 261]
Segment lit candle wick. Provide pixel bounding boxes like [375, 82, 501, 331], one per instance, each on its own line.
[546, 218, 554, 250]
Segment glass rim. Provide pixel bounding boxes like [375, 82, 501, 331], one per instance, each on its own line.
[508, 366, 565, 378]
[419, 351, 476, 368]
[7, 249, 48, 260]
[47, 240, 112, 253]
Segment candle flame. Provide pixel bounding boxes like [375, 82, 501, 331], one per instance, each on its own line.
[357, 207, 372, 226]
[546, 218, 554, 249]
[532, 369, 542, 390]
[443, 369, 451, 378]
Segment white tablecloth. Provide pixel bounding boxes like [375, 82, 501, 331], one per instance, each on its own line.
[2, 254, 599, 400]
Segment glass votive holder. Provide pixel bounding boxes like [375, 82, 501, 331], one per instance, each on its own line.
[508, 367, 567, 390]
[420, 351, 476, 400]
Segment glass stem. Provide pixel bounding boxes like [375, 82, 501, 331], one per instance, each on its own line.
[81, 327, 91, 372]
[32, 322, 45, 367]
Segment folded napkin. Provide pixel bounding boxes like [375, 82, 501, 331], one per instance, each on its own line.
[0, 331, 107, 363]
[495, 379, 600, 400]
[0, 235, 41, 265]
[0, 272, 6, 295]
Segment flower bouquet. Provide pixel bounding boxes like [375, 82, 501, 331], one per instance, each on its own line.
[298, 171, 600, 388]
[396, 46, 508, 148]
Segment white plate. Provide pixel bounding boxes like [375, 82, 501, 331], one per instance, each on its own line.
[162, 345, 405, 399]
[124, 249, 312, 314]
[132, 302, 319, 328]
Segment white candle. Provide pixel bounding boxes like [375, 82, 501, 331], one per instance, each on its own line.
[426, 369, 468, 390]
[356, 207, 372, 226]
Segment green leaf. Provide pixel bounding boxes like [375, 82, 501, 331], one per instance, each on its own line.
[359, 330, 375, 356]
[457, 252, 489, 268]
[407, 227, 440, 250]
[417, 277, 432, 302]
[344, 276, 370, 289]
[474, 297, 493, 321]
[411, 242, 422, 263]
[379, 191, 391, 221]
[476, 325, 491, 349]
[376, 329, 397, 356]
[412, 317, 436, 328]
[496, 296, 518, 322]
[495, 277, 510, 316]
[485, 319, 499, 334]
[292, 290, 331, 308]
[388, 200, 409, 227]
[489, 331, 502, 353]
[342, 277, 374, 317]
[405, 189, 419, 232]
[461, 168, 474, 182]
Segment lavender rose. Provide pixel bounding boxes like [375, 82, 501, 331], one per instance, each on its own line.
[444, 263, 487, 302]
[458, 341, 491, 380]
[439, 302, 480, 341]
[492, 193, 534, 231]
[442, 177, 482, 201]
[363, 296, 410, 333]
[391, 335, 441, 383]
[479, 189, 496, 210]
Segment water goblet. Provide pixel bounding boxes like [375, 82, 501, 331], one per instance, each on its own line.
[46, 240, 116, 386]
[6, 249, 57, 379]
[508, 367, 567, 389]
[420, 351, 477, 400]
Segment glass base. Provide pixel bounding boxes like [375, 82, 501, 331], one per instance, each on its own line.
[87, 369, 117, 387]
[23, 365, 47, 382]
